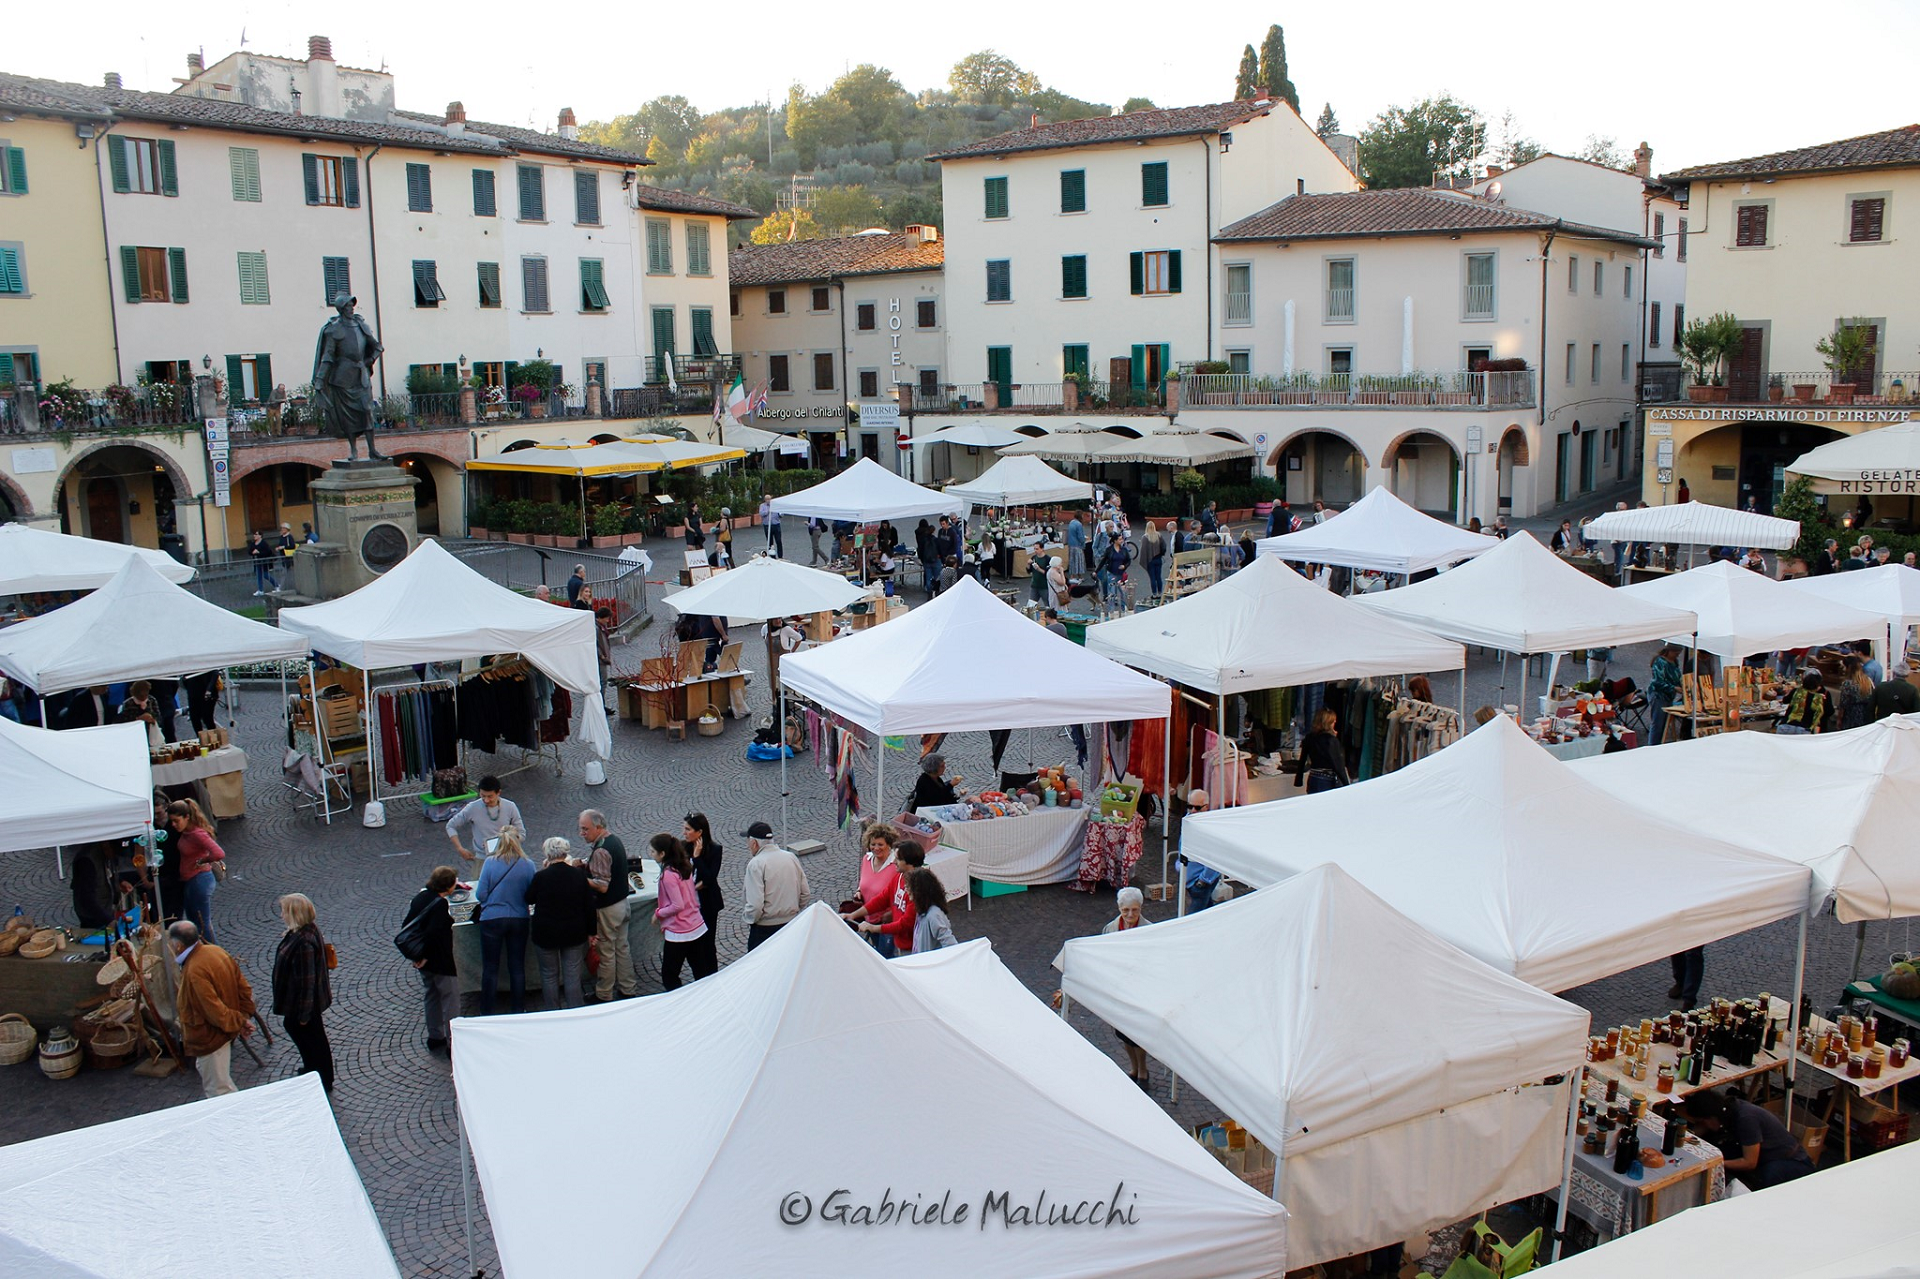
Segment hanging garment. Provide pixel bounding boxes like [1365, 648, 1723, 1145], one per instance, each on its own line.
[1125, 716, 1166, 799]
[988, 729, 1012, 771]
[540, 687, 573, 744]
[429, 688, 459, 769]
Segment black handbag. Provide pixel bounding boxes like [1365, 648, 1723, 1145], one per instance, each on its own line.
[394, 901, 435, 963]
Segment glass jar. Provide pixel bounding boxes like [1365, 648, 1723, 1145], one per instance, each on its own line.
[1848, 1054, 1867, 1080]
[1657, 1064, 1675, 1094]
[1863, 1016, 1878, 1049]
[1822, 1046, 1841, 1069]
[1891, 1039, 1910, 1069]
[1866, 1048, 1886, 1079]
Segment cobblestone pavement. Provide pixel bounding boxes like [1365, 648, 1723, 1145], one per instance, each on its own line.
[0, 529, 1894, 1276]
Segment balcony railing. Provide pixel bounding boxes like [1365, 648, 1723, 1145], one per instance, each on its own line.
[1325, 287, 1355, 321]
[1463, 283, 1495, 319]
[1182, 369, 1536, 410]
[644, 353, 741, 385]
[899, 379, 1165, 414]
[1665, 370, 1920, 405]
[1224, 289, 1253, 325]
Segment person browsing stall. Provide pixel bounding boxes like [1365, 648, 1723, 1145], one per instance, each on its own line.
[447, 776, 523, 864]
[1682, 1088, 1815, 1190]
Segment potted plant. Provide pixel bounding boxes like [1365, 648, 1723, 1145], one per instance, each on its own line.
[1063, 370, 1085, 412]
[1768, 374, 1786, 403]
[514, 382, 545, 418]
[1353, 374, 1393, 405]
[467, 498, 492, 540]
[590, 504, 625, 549]
[1679, 313, 1740, 402]
[1816, 320, 1874, 405]
[1792, 380, 1818, 403]
[1172, 467, 1205, 516]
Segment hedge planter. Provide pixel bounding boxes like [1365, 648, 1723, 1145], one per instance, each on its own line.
[591, 535, 623, 550]
[468, 527, 488, 540]
[1686, 386, 1729, 403]
[507, 532, 533, 545]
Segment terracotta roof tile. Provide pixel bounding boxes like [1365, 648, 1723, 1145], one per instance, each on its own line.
[728, 233, 944, 286]
[107, 88, 512, 154]
[928, 100, 1272, 161]
[0, 73, 115, 120]
[1216, 188, 1657, 248]
[391, 109, 644, 164]
[632, 184, 758, 220]
[1663, 125, 1920, 181]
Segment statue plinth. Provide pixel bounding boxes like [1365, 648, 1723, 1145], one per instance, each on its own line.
[293, 462, 420, 599]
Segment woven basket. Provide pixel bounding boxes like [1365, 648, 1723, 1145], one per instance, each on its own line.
[18, 937, 58, 961]
[0, 932, 23, 958]
[84, 1024, 136, 1070]
[0, 1014, 37, 1066]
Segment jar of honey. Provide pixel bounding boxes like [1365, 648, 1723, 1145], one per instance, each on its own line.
[1657, 1064, 1675, 1094]
[1891, 1039, 1910, 1069]
[1848, 1054, 1867, 1080]
[1822, 1046, 1841, 1069]
[1866, 1047, 1886, 1079]
[1605, 1027, 1622, 1052]
[1863, 1016, 1878, 1050]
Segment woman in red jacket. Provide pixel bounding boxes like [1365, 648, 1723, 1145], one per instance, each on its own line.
[167, 798, 226, 944]
[842, 824, 902, 957]
[860, 842, 926, 956]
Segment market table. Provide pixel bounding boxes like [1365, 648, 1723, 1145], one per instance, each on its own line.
[0, 941, 109, 1031]
[1550, 1112, 1725, 1242]
[1794, 1014, 1920, 1162]
[1075, 813, 1145, 892]
[1584, 1035, 1791, 1105]
[922, 805, 1089, 886]
[150, 745, 249, 819]
[923, 844, 971, 911]
[1846, 974, 1920, 1037]
[453, 862, 661, 997]
[1538, 733, 1635, 762]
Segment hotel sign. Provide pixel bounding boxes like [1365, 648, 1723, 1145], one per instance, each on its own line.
[1656, 407, 1914, 424]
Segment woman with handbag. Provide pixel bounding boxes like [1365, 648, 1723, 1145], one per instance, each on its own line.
[1292, 708, 1351, 794]
[167, 798, 226, 944]
[473, 829, 537, 1014]
[272, 892, 335, 1092]
[651, 834, 717, 988]
[399, 867, 459, 1052]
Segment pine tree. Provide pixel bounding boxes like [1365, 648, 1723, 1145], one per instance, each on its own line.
[1233, 45, 1261, 101]
[1258, 25, 1299, 113]
[1313, 103, 1339, 138]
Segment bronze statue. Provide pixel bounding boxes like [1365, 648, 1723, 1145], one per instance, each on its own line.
[311, 293, 386, 460]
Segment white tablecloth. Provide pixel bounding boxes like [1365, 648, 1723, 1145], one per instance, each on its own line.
[150, 745, 248, 786]
[924, 844, 971, 908]
[921, 805, 1088, 886]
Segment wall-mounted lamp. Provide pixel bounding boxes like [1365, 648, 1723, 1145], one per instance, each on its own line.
[201, 354, 212, 371]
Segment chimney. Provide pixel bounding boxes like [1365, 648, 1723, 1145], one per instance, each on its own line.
[306, 35, 341, 118]
[446, 101, 467, 125]
[308, 35, 334, 61]
[1633, 141, 1654, 180]
[906, 223, 938, 244]
[558, 107, 579, 141]
[103, 72, 123, 90]
[186, 52, 205, 77]
[1252, 87, 1271, 104]
[1485, 163, 1504, 178]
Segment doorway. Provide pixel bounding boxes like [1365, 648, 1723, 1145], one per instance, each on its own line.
[86, 478, 124, 543]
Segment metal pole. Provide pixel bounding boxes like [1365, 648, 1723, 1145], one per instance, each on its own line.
[146, 820, 163, 923]
[1270, 1100, 1288, 1203]
[1157, 703, 1172, 900]
[1549, 1064, 1584, 1262]
[1216, 695, 1227, 805]
[459, 1111, 477, 1279]
[1457, 666, 1467, 715]
[779, 688, 790, 845]
[1059, 991, 1070, 1019]
[1787, 909, 1808, 1101]
[876, 729, 885, 827]
[1849, 920, 1868, 986]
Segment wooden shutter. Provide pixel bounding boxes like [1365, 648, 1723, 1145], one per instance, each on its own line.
[237, 252, 269, 304]
[478, 261, 500, 306]
[1850, 198, 1885, 243]
[1736, 204, 1766, 247]
[407, 163, 432, 212]
[1141, 161, 1168, 207]
[157, 139, 178, 196]
[1062, 255, 1086, 298]
[581, 259, 609, 310]
[108, 136, 131, 193]
[651, 307, 676, 359]
[692, 308, 716, 355]
[225, 355, 245, 402]
[1129, 251, 1145, 296]
[0, 354, 13, 384]
[986, 259, 1009, 301]
[518, 165, 544, 220]
[167, 248, 188, 303]
[1130, 344, 1148, 389]
[322, 256, 350, 302]
[120, 245, 142, 302]
[687, 223, 710, 274]
[1649, 302, 1661, 347]
[303, 154, 320, 205]
[5, 146, 26, 195]
[342, 157, 360, 208]
[1167, 250, 1183, 294]
[256, 354, 273, 399]
[413, 260, 445, 304]
[1728, 327, 1765, 400]
[472, 169, 496, 217]
[229, 148, 261, 202]
[574, 169, 600, 224]
[522, 258, 549, 311]
[0, 246, 22, 294]
[1060, 169, 1085, 213]
[984, 176, 1007, 219]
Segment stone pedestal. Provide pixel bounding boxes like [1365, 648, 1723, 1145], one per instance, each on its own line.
[293, 460, 420, 599]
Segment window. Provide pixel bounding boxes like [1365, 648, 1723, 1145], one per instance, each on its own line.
[1649, 301, 1662, 348]
[1227, 350, 1251, 376]
[1621, 344, 1632, 381]
[228, 147, 260, 202]
[917, 368, 939, 397]
[813, 353, 835, 391]
[691, 308, 717, 356]
[859, 370, 879, 398]
[1327, 348, 1353, 376]
[302, 153, 358, 208]
[1060, 169, 1085, 214]
[1214, 261, 1251, 326]
[574, 169, 600, 225]
[1735, 204, 1769, 247]
[409, 260, 444, 307]
[477, 261, 501, 308]
[1673, 303, 1685, 348]
[768, 288, 786, 315]
[1463, 252, 1495, 319]
[0, 243, 25, 295]
[1323, 256, 1354, 319]
[1062, 344, 1089, 379]
[1652, 212, 1665, 258]
[650, 307, 675, 361]
[729, 291, 740, 317]
[1565, 343, 1576, 385]
[1567, 254, 1579, 294]
[236, 251, 269, 305]
[1593, 260, 1604, 295]
[645, 219, 672, 274]
[856, 302, 876, 331]
[916, 298, 937, 328]
[810, 286, 831, 312]
[516, 164, 545, 221]
[406, 162, 433, 213]
[121, 246, 187, 303]
[984, 175, 1009, 220]
[1132, 250, 1183, 297]
[108, 136, 175, 196]
[1141, 161, 1169, 207]
[472, 169, 497, 217]
[986, 259, 1011, 302]
[321, 256, 350, 303]
[0, 143, 25, 197]
[768, 354, 791, 392]
[1624, 264, 1633, 298]
[580, 258, 609, 312]
[521, 256, 550, 312]
[687, 222, 712, 275]
[1591, 343, 1601, 384]
[223, 354, 271, 405]
[1677, 217, 1688, 261]
[1061, 254, 1088, 299]
[1849, 196, 1887, 243]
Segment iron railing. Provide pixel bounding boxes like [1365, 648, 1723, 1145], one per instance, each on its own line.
[1666, 369, 1920, 404]
[1224, 289, 1253, 325]
[643, 354, 741, 385]
[1181, 369, 1537, 409]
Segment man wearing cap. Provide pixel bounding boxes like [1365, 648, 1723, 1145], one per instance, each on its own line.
[311, 292, 386, 460]
[1871, 663, 1920, 721]
[739, 821, 809, 951]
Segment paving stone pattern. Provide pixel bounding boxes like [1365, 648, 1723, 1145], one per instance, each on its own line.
[0, 520, 1894, 1277]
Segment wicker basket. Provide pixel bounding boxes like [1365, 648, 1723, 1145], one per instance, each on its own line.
[84, 1024, 137, 1070]
[0, 931, 23, 957]
[17, 930, 62, 961]
[0, 1014, 35, 1065]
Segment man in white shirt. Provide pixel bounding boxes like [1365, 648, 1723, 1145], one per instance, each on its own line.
[740, 821, 809, 951]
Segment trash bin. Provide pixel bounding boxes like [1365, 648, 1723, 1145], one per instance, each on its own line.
[159, 533, 188, 564]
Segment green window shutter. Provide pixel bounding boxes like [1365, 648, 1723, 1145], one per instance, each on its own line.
[1061, 255, 1086, 299]
[0, 246, 21, 294]
[413, 260, 446, 304]
[518, 165, 544, 220]
[472, 169, 496, 217]
[225, 355, 245, 400]
[1130, 345, 1148, 390]
[1062, 344, 1088, 379]
[574, 169, 600, 224]
[0, 354, 13, 383]
[581, 259, 609, 310]
[157, 139, 178, 196]
[6, 147, 26, 195]
[237, 251, 270, 304]
[1167, 249, 1183, 294]
[108, 136, 131, 193]
[478, 261, 500, 306]
[322, 256, 350, 302]
[229, 148, 262, 202]
[342, 157, 360, 208]
[1129, 252, 1145, 296]
[521, 257, 549, 311]
[984, 176, 1008, 219]
[1060, 169, 1084, 214]
[256, 354, 273, 399]
[119, 246, 142, 302]
[1141, 161, 1168, 207]
[302, 154, 320, 205]
[406, 163, 432, 212]
[167, 247, 188, 302]
[691, 307, 716, 355]
[651, 307, 676, 359]
[687, 222, 710, 275]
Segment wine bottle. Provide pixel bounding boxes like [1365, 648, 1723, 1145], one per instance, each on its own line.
[1613, 1118, 1641, 1174]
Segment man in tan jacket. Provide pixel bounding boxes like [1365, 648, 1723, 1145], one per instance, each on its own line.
[167, 920, 257, 1097]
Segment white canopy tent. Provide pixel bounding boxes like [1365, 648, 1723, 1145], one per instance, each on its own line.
[453, 906, 1288, 1279]
[943, 454, 1094, 508]
[0, 1075, 401, 1278]
[0, 557, 309, 694]
[716, 421, 809, 456]
[1253, 486, 1496, 575]
[1570, 714, 1920, 924]
[1093, 429, 1257, 467]
[0, 523, 195, 594]
[1618, 559, 1889, 660]
[906, 422, 1032, 449]
[1787, 420, 1920, 495]
[768, 455, 965, 523]
[662, 554, 872, 622]
[1179, 715, 1813, 994]
[1580, 501, 1800, 551]
[1058, 864, 1590, 1269]
[1000, 426, 1125, 462]
[0, 718, 152, 853]
[278, 539, 611, 758]
[1787, 563, 1920, 658]
[1543, 1138, 1920, 1278]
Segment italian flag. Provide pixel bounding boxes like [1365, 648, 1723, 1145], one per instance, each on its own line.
[725, 375, 751, 424]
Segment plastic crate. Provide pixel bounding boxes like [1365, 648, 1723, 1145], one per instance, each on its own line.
[970, 877, 1027, 899]
[423, 791, 476, 823]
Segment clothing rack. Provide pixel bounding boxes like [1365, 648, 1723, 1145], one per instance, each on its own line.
[367, 676, 457, 805]
[456, 657, 564, 785]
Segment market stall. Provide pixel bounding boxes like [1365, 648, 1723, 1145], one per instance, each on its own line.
[1580, 502, 1799, 579]
[465, 436, 748, 542]
[1058, 864, 1590, 1269]
[0, 1075, 402, 1277]
[1178, 715, 1814, 994]
[1618, 559, 1889, 661]
[1787, 563, 1920, 661]
[907, 422, 1029, 483]
[452, 906, 1287, 1278]
[1253, 486, 1496, 575]
[942, 454, 1094, 509]
[452, 858, 660, 995]
[278, 540, 610, 813]
[769, 455, 965, 525]
[0, 522, 195, 594]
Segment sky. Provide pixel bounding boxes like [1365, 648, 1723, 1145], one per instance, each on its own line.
[17, 0, 1920, 175]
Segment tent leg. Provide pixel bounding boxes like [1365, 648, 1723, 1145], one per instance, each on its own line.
[147, 821, 163, 923]
[1153, 705, 1172, 902]
[779, 689, 790, 845]
[1848, 920, 1868, 986]
[55, 845, 64, 880]
[1519, 662, 1527, 723]
[1787, 909, 1808, 1106]
[1059, 991, 1069, 1020]
[1216, 697, 1227, 805]
[459, 1111, 478, 1279]
[1457, 667, 1467, 716]
[1550, 1064, 1583, 1262]
[1270, 1107, 1287, 1202]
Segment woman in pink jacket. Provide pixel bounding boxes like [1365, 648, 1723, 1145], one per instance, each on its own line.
[651, 834, 717, 989]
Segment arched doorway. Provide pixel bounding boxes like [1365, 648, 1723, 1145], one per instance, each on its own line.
[1677, 421, 1844, 512]
[1383, 431, 1461, 519]
[1496, 426, 1530, 515]
[391, 454, 461, 536]
[56, 443, 188, 548]
[1269, 429, 1367, 507]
